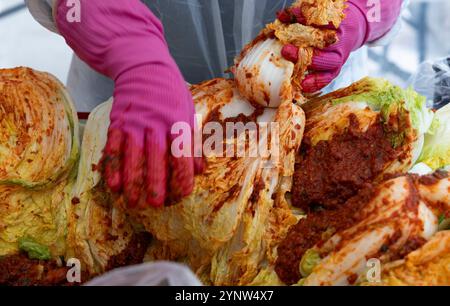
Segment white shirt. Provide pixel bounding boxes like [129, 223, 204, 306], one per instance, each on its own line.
[25, 0, 58, 33]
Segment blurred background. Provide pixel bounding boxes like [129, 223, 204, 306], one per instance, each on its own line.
[0, 0, 71, 82]
[367, 0, 450, 87]
[1, 0, 449, 87]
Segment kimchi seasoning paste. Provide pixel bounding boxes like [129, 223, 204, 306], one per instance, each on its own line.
[276, 114, 403, 285]
[106, 232, 151, 271]
[292, 114, 397, 211]
[0, 254, 71, 286]
[275, 184, 376, 285]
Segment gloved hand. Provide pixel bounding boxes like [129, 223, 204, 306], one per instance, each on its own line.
[55, 0, 202, 208]
[278, 0, 403, 93]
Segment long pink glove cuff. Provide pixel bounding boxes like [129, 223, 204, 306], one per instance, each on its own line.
[55, 1, 167, 80]
[350, 0, 403, 45]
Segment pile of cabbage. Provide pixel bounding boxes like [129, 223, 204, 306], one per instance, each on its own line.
[72, 77, 449, 286]
[0, 67, 78, 259]
[0, 66, 448, 286]
[0, 0, 449, 286]
[0, 68, 144, 284]
[269, 78, 449, 286]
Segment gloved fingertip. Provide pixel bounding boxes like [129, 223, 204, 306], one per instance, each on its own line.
[105, 128, 125, 154]
[144, 132, 168, 208]
[181, 181, 194, 198]
[122, 135, 146, 208]
[291, 7, 307, 24]
[302, 72, 336, 93]
[125, 183, 142, 208]
[194, 157, 205, 175]
[281, 44, 299, 63]
[276, 9, 294, 24]
[102, 134, 124, 193]
[301, 75, 320, 93]
[146, 189, 165, 208]
[316, 22, 338, 30]
[105, 167, 122, 193]
[145, 168, 167, 208]
[179, 163, 195, 197]
[169, 156, 195, 200]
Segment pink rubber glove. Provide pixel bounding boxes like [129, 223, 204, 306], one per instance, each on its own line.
[55, 0, 202, 208]
[279, 0, 403, 93]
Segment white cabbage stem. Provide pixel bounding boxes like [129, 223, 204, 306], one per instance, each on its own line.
[234, 39, 294, 108]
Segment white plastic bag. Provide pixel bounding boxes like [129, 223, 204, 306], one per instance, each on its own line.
[409, 57, 450, 110]
[85, 262, 202, 286]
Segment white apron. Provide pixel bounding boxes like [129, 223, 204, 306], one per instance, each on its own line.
[26, 0, 407, 112]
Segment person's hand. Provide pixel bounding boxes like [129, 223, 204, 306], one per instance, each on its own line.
[55, 0, 202, 208]
[278, 0, 403, 93]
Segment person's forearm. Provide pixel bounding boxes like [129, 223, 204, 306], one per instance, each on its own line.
[349, 0, 403, 45]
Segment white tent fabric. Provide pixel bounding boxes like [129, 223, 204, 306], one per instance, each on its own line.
[144, 0, 293, 84]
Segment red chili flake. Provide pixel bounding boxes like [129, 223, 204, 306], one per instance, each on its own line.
[71, 197, 80, 205]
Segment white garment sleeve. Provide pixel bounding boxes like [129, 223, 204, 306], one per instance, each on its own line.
[367, 0, 410, 47]
[25, 0, 58, 33]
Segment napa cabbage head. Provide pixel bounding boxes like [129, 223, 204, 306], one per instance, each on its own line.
[0, 68, 79, 258]
[0, 68, 79, 189]
[329, 78, 434, 147]
[417, 103, 450, 170]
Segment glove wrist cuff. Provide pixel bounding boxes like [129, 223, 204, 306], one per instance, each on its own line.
[348, 0, 403, 45]
[345, 1, 370, 50]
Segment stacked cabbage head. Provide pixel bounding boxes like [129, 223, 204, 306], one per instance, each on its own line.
[0, 67, 79, 258]
[0, 68, 142, 282]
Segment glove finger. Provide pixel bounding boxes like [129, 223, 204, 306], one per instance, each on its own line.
[310, 50, 343, 72]
[144, 129, 168, 208]
[123, 132, 145, 208]
[103, 128, 125, 193]
[301, 71, 338, 93]
[290, 7, 307, 24]
[191, 123, 205, 175]
[168, 123, 196, 201]
[194, 157, 205, 175]
[169, 154, 195, 203]
[281, 44, 299, 63]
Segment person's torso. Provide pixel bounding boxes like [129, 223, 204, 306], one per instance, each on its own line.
[143, 0, 294, 84]
[67, 0, 367, 111]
